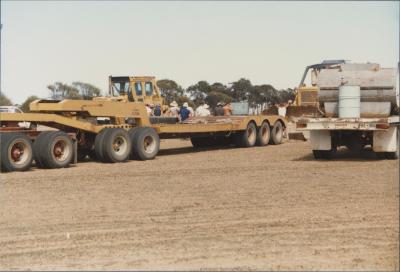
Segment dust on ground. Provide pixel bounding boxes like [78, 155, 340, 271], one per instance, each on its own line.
[0, 139, 398, 270]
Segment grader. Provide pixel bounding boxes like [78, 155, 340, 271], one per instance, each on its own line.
[0, 76, 286, 172]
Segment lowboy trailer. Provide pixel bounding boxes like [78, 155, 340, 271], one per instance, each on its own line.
[0, 99, 286, 172]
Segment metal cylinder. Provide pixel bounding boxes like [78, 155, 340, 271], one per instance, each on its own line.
[338, 85, 360, 118]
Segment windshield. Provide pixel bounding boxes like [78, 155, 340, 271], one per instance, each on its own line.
[111, 81, 130, 96]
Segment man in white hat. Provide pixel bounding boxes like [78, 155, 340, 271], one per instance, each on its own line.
[167, 101, 180, 118]
[195, 102, 211, 117]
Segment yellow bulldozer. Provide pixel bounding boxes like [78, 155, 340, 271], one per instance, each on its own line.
[266, 60, 347, 119]
[101, 76, 164, 106]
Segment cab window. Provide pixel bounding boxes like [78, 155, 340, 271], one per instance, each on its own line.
[145, 82, 153, 96]
[135, 82, 142, 96]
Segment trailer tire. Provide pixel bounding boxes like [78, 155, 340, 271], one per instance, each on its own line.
[34, 131, 73, 169]
[33, 132, 51, 168]
[132, 127, 160, 160]
[128, 127, 140, 159]
[235, 122, 257, 147]
[102, 128, 131, 163]
[256, 121, 271, 146]
[270, 121, 283, 145]
[1, 133, 33, 172]
[94, 129, 110, 162]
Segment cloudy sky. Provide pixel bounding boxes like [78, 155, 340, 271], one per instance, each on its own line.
[1, 1, 399, 104]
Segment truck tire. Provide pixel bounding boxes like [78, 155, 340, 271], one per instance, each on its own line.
[102, 128, 131, 163]
[94, 129, 110, 162]
[33, 132, 51, 168]
[270, 121, 283, 145]
[34, 131, 73, 169]
[128, 127, 140, 159]
[1, 133, 33, 172]
[235, 122, 257, 147]
[256, 121, 270, 146]
[132, 127, 160, 160]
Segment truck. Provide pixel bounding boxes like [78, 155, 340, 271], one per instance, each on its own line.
[0, 76, 286, 172]
[295, 61, 399, 159]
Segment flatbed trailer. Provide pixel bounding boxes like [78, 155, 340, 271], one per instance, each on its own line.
[0, 99, 286, 172]
[296, 116, 399, 159]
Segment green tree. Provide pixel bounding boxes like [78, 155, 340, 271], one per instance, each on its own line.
[0, 93, 13, 106]
[205, 91, 233, 109]
[186, 81, 211, 106]
[157, 79, 184, 104]
[21, 95, 39, 112]
[72, 82, 102, 100]
[231, 78, 253, 101]
[253, 84, 279, 105]
[48, 82, 81, 100]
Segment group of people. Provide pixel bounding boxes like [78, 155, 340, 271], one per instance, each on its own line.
[145, 101, 233, 121]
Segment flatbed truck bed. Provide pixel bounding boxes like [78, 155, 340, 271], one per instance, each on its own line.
[0, 99, 286, 172]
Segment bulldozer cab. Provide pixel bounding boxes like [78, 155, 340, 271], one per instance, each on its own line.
[109, 76, 164, 106]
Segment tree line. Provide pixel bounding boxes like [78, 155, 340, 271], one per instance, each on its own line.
[0, 78, 295, 111]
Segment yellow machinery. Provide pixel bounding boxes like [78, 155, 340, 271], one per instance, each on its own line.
[288, 60, 347, 117]
[107, 76, 164, 106]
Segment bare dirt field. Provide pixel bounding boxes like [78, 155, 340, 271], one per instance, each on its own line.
[0, 139, 398, 270]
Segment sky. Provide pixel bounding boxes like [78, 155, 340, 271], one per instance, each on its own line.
[1, 1, 399, 104]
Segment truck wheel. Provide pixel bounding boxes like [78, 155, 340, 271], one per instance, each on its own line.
[102, 128, 131, 163]
[34, 131, 73, 168]
[256, 121, 270, 146]
[235, 122, 257, 147]
[33, 132, 51, 167]
[94, 129, 110, 162]
[132, 127, 160, 160]
[270, 121, 283, 145]
[1, 133, 33, 172]
[128, 127, 140, 159]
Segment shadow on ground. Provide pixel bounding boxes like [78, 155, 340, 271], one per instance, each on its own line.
[293, 147, 395, 162]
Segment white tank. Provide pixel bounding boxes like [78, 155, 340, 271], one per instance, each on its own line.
[338, 85, 360, 118]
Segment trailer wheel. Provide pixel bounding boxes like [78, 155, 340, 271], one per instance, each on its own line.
[102, 128, 131, 163]
[94, 129, 110, 162]
[132, 127, 160, 160]
[1, 133, 33, 172]
[128, 127, 140, 159]
[256, 121, 271, 146]
[270, 121, 283, 145]
[235, 122, 257, 147]
[34, 131, 73, 169]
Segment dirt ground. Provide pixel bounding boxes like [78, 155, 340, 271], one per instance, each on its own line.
[0, 139, 398, 270]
